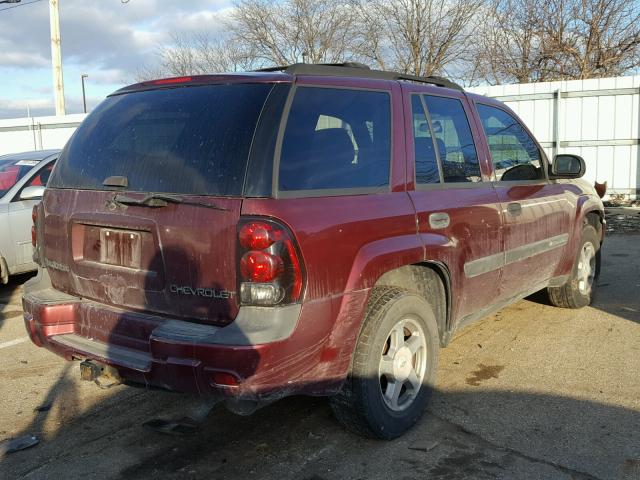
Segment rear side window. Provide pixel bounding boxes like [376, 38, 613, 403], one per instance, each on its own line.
[476, 104, 545, 182]
[49, 84, 273, 196]
[411, 95, 440, 184]
[278, 87, 391, 191]
[423, 95, 481, 183]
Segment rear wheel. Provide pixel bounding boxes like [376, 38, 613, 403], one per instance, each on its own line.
[330, 287, 439, 439]
[547, 224, 600, 308]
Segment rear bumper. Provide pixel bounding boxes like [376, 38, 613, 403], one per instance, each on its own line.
[22, 268, 313, 399]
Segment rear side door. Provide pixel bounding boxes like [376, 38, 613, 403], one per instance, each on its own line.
[472, 101, 572, 300]
[403, 85, 504, 325]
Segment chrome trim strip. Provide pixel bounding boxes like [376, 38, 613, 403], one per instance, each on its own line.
[464, 251, 504, 278]
[464, 233, 569, 278]
[504, 233, 569, 265]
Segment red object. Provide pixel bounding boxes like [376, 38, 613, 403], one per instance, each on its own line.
[31, 205, 38, 247]
[23, 71, 605, 403]
[239, 222, 276, 250]
[209, 371, 240, 387]
[240, 250, 283, 282]
[151, 76, 192, 85]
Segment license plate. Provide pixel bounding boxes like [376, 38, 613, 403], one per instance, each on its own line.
[99, 228, 142, 269]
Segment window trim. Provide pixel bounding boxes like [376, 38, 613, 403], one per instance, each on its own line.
[413, 94, 484, 190]
[475, 101, 550, 184]
[11, 158, 56, 203]
[412, 93, 444, 185]
[273, 83, 394, 198]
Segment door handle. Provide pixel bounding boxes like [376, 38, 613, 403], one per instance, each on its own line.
[507, 202, 522, 216]
[429, 212, 450, 229]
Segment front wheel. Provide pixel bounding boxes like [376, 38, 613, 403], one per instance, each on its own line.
[330, 287, 440, 439]
[547, 224, 600, 309]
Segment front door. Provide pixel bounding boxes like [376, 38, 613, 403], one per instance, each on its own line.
[8, 163, 53, 269]
[474, 102, 571, 301]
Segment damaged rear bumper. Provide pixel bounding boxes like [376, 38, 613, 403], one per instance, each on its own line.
[22, 268, 307, 398]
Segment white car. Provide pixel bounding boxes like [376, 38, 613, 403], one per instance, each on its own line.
[0, 149, 59, 284]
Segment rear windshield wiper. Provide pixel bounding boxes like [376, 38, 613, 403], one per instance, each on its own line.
[112, 193, 229, 211]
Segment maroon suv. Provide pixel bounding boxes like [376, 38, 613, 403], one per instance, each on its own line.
[23, 63, 604, 439]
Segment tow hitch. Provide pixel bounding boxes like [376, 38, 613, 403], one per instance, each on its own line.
[79, 359, 122, 389]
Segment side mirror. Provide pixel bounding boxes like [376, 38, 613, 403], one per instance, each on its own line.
[550, 154, 586, 179]
[19, 185, 46, 201]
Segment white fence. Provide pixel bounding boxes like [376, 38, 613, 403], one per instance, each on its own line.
[2, 74, 639, 197]
[469, 75, 640, 198]
[0, 113, 86, 156]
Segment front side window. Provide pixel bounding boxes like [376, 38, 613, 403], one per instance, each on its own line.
[477, 104, 545, 182]
[422, 95, 482, 183]
[279, 87, 391, 191]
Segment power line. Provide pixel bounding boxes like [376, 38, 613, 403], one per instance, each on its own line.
[0, 0, 45, 13]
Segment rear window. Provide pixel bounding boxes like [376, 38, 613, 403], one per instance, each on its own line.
[278, 87, 391, 192]
[49, 83, 274, 196]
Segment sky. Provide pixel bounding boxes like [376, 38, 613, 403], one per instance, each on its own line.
[0, 0, 233, 119]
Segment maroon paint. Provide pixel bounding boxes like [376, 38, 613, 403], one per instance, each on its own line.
[23, 74, 605, 399]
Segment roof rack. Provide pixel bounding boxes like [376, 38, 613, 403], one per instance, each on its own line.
[254, 62, 464, 91]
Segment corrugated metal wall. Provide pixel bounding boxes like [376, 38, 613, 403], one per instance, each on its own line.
[469, 75, 640, 198]
[2, 75, 639, 197]
[0, 114, 86, 156]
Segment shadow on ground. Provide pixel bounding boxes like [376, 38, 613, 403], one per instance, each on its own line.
[526, 233, 640, 325]
[0, 272, 35, 328]
[0, 370, 638, 480]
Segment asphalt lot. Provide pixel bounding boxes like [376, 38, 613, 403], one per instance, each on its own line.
[0, 233, 638, 480]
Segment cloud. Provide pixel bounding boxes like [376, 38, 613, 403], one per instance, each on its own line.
[0, 0, 234, 118]
[0, 51, 49, 69]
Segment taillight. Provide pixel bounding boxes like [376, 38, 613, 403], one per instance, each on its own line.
[237, 218, 304, 306]
[31, 204, 38, 247]
[240, 251, 283, 282]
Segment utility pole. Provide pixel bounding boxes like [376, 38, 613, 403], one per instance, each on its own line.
[49, 0, 65, 115]
[81, 74, 88, 113]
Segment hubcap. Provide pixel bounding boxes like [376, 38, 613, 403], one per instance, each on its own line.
[577, 242, 596, 295]
[378, 318, 427, 412]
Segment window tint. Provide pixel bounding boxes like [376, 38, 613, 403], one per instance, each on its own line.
[0, 158, 39, 197]
[411, 95, 440, 184]
[477, 104, 544, 182]
[423, 95, 481, 183]
[279, 87, 391, 191]
[26, 163, 54, 188]
[49, 84, 273, 195]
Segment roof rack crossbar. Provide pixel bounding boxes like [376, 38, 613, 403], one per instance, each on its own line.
[252, 63, 464, 91]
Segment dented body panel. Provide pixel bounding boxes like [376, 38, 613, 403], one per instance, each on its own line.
[23, 72, 604, 400]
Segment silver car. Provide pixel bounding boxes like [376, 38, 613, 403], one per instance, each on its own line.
[0, 149, 59, 284]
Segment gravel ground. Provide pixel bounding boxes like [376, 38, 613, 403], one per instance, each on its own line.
[0, 235, 638, 480]
[605, 207, 640, 234]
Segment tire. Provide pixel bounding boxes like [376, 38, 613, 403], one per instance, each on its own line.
[547, 224, 600, 309]
[330, 287, 440, 439]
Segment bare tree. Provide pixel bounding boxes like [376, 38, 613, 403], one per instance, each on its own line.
[474, 0, 640, 84]
[548, 0, 640, 79]
[356, 0, 483, 77]
[136, 32, 256, 81]
[230, 0, 360, 65]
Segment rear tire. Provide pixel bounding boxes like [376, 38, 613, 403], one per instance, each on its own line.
[330, 287, 439, 439]
[547, 224, 600, 309]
